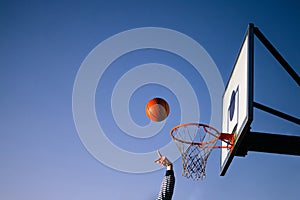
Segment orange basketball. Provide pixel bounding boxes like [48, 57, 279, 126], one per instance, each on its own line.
[145, 98, 170, 122]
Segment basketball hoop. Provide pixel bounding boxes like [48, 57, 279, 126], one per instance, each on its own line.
[170, 123, 234, 180]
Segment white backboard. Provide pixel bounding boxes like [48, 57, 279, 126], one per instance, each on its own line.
[220, 24, 254, 176]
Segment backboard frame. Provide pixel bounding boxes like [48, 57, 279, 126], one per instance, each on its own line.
[220, 23, 254, 176]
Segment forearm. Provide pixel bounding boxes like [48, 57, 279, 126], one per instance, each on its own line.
[157, 167, 175, 200]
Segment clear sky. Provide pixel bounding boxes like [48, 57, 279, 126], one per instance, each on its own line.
[1, 0, 299, 200]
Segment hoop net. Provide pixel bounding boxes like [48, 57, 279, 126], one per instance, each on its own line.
[170, 123, 221, 180]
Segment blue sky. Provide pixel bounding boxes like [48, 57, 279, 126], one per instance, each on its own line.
[1, 1, 299, 200]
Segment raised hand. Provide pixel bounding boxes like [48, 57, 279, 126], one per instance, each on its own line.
[154, 150, 172, 167]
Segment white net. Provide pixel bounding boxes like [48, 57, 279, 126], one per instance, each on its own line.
[171, 123, 220, 180]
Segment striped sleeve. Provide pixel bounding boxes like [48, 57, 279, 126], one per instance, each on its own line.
[157, 170, 175, 200]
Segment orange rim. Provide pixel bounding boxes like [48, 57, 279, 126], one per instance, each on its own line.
[170, 123, 234, 148]
[170, 123, 221, 146]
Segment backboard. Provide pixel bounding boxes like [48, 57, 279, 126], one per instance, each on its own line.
[170, 23, 299, 179]
[220, 24, 254, 176]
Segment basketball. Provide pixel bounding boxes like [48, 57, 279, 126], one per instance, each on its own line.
[145, 98, 170, 122]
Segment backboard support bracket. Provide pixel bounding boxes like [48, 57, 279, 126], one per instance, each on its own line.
[254, 27, 300, 86]
[253, 102, 300, 125]
[236, 131, 300, 157]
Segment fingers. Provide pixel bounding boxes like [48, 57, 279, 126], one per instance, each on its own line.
[155, 158, 164, 166]
[157, 150, 162, 158]
[154, 150, 163, 164]
[154, 157, 161, 163]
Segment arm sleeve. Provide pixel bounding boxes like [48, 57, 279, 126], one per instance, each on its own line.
[157, 170, 175, 200]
